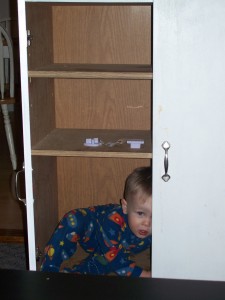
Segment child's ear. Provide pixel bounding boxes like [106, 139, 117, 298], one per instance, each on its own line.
[121, 198, 128, 214]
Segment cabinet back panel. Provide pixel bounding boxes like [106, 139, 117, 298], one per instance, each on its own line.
[57, 157, 150, 217]
[52, 5, 151, 64]
[55, 79, 151, 130]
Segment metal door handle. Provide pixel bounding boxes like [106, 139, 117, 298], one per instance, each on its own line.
[162, 141, 171, 182]
[15, 164, 26, 205]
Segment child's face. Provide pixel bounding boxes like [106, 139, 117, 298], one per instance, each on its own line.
[121, 194, 152, 239]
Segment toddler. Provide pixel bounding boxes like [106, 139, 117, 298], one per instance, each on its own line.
[41, 166, 152, 277]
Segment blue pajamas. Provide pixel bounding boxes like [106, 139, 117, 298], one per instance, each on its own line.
[41, 204, 151, 277]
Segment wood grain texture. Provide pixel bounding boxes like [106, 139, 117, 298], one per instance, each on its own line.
[52, 5, 151, 64]
[55, 79, 151, 130]
[57, 157, 151, 216]
[28, 64, 152, 80]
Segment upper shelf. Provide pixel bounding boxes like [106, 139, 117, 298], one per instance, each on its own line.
[28, 64, 153, 80]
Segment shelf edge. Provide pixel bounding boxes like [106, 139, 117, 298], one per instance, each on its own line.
[31, 150, 152, 159]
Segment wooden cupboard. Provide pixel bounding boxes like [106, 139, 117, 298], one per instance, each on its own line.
[18, 0, 153, 269]
[19, 0, 225, 281]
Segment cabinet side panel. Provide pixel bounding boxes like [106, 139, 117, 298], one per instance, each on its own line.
[29, 78, 55, 146]
[52, 5, 151, 64]
[32, 156, 58, 267]
[26, 3, 53, 69]
[55, 79, 151, 130]
[57, 157, 150, 216]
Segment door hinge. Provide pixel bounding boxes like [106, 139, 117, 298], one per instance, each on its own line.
[27, 29, 33, 47]
[36, 246, 43, 262]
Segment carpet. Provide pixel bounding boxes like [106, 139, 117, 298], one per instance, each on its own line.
[0, 243, 27, 270]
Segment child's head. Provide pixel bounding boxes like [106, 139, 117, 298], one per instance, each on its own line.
[121, 166, 152, 239]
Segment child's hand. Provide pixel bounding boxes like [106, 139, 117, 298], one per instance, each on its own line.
[140, 270, 151, 278]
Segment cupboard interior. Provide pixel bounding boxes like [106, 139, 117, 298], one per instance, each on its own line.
[26, 3, 152, 265]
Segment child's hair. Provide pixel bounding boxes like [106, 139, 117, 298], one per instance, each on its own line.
[123, 166, 152, 202]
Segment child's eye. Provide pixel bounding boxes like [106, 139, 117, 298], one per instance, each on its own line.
[137, 211, 144, 216]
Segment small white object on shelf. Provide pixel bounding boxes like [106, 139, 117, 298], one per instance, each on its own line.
[127, 139, 144, 149]
[84, 138, 102, 147]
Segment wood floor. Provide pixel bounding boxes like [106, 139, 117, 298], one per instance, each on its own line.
[0, 103, 25, 242]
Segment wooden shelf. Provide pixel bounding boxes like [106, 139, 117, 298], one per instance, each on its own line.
[28, 64, 153, 80]
[32, 129, 152, 159]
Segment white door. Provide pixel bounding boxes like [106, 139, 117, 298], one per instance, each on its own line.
[18, 0, 37, 270]
[152, 0, 225, 281]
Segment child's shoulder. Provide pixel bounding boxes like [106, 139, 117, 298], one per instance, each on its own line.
[94, 203, 121, 215]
